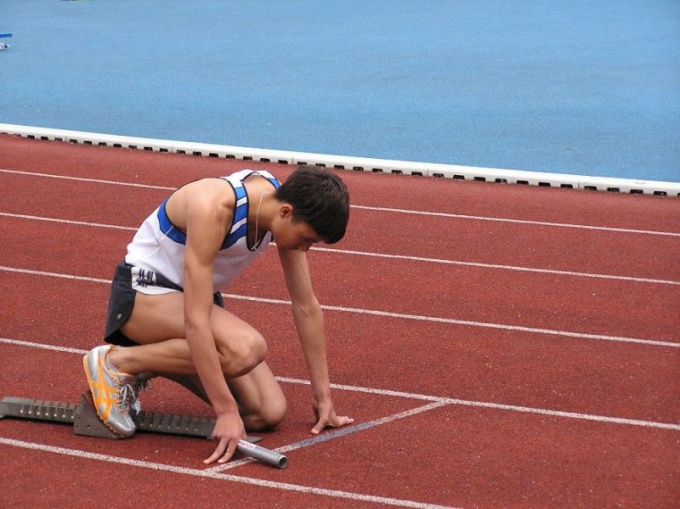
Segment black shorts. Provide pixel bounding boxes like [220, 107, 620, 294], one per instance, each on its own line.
[104, 262, 225, 347]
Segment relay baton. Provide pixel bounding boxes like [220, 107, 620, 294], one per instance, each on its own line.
[237, 439, 288, 468]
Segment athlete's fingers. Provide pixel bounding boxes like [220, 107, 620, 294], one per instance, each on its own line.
[204, 437, 229, 464]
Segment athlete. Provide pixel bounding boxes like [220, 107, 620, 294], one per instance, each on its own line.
[82, 165, 353, 464]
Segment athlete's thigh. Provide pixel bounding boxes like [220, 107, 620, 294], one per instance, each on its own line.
[121, 290, 256, 345]
[120, 291, 185, 343]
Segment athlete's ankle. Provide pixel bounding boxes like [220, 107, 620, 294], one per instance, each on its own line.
[107, 346, 135, 376]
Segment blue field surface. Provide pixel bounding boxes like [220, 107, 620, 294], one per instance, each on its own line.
[1, 0, 678, 181]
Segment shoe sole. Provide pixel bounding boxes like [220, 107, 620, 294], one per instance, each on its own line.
[80, 389, 128, 439]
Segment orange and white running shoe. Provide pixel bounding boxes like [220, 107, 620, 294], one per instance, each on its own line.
[83, 345, 137, 438]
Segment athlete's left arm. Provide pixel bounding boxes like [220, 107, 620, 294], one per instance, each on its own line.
[278, 247, 354, 434]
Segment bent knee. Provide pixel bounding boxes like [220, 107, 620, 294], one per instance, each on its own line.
[245, 398, 287, 431]
[216, 331, 267, 377]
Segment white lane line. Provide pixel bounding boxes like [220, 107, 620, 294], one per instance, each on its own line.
[0, 265, 677, 349]
[1, 337, 678, 431]
[0, 337, 88, 355]
[278, 376, 680, 432]
[211, 400, 451, 472]
[2, 168, 678, 237]
[440, 397, 680, 431]
[224, 293, 680, 349]
[277, 376, 443, 403]
[1, 211, 678, 286]
[0, 265, 109, 284]
[0, 168, 175, 190]
[351, 204, 680, 238]
[312, 246, 680, 286]
[0, 437, 458, 509]
[0, 212, 137, 231]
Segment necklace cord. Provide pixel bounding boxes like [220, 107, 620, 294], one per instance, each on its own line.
[253, 191, 269, 249]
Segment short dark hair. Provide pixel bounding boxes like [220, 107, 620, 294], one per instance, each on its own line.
[275, 165, 350, 244]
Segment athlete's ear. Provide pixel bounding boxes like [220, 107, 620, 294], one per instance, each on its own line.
[278, 204, 294, 218]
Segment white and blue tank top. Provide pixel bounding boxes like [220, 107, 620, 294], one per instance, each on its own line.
[125, 169, 280, 293]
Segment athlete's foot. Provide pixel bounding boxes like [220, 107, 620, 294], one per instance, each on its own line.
[82, 345, 138, 437]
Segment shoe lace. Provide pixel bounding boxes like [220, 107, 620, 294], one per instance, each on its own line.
[115, 381, 135, 414]
[128, 373, 155, 414]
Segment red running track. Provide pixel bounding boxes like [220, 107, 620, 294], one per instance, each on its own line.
[0, 134, 678, 508]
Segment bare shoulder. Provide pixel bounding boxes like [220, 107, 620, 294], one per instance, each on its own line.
[166, 178, 234, 231]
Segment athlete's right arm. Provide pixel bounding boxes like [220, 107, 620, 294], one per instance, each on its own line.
[182, 183, 245, 464]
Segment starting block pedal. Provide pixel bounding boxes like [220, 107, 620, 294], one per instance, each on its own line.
[1, 392, 288, 468]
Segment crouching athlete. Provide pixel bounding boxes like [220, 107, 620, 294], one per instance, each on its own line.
[83, 165, 353, 464]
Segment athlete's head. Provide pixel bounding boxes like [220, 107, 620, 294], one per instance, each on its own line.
[274, 165, 350, 244]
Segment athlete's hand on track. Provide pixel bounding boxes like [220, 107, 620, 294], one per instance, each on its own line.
[205, 411, 246, 464]
[311, 398, 354, 435]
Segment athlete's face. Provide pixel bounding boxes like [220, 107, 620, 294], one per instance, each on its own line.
[273, 206, 323, 251]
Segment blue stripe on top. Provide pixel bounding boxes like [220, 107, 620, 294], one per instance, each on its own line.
[156, 171, 280, 250]
[222, 172, 280, 250]
[157, 199, 187, 244]
[231, 185, 248, 227]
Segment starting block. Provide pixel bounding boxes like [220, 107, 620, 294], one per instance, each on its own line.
[0, 392, 288, 468]
[0, 33, 11, 50]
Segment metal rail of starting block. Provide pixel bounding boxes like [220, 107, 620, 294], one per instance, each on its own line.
[0, 392, 288, 468]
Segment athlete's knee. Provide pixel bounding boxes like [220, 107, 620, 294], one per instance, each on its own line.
[216, 330, 267, 377]
[262, 396, 287, 428]
[245, 396, 287, 431]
